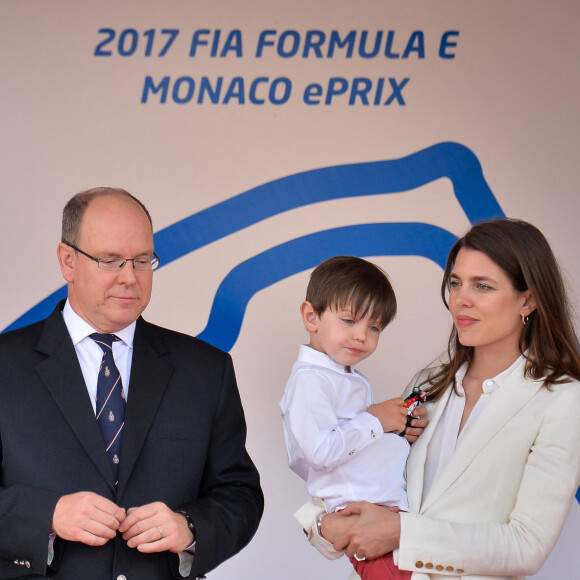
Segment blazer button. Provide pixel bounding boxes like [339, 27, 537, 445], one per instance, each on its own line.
[117, 575, 127, 580]
[13, 560, 25, 567]
[446, 566, 455, 571]
[457, 569, 465, 574]
[436, 564, 444, 571]
[415, 561, 424, 568]
[426, 562, 434, 569]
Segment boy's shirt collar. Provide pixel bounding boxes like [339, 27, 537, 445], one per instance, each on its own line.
[298, 344, 357, 374]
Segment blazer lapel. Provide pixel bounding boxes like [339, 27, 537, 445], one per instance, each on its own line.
[420, 360, 543, 513]
[406, 387, 452, 513]
[116, 318, 173, 498]
[35, 306, 116, 490]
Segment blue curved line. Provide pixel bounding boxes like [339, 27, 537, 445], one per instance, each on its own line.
[197, 223, 456, 352]
[3, 142, 502, 333]
[153, 141, 502, 265]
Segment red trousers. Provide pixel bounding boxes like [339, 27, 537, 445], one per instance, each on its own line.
[350, 552, 412, 580]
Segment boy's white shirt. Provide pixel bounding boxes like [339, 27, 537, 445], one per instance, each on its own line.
[281, 344, 409, 513]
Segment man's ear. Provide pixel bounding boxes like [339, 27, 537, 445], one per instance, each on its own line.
[57, 243, 76, 283]
[300, 301, 319, 332]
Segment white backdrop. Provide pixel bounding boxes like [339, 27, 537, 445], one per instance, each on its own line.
[2, 2, 579, 579]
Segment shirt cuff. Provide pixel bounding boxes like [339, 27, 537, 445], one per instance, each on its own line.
[178, 550, 194, 577]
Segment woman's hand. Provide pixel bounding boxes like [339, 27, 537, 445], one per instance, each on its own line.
[404, 405, 428, 444]
[319, 510, 360, 543]
[333, 502, 401, 560]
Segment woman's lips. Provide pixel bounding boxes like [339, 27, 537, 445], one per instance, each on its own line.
[455, 315, 478, 328]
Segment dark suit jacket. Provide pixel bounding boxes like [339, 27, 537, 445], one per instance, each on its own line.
[0, 302, 263, 579]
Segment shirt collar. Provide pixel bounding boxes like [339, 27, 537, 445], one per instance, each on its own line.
[62, 299, 136, 349]
[455, 353, 525, 395]
[297, 344, 354, 374]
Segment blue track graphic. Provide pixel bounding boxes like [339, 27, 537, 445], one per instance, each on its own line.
[197, 223, 456, 351]
[4, 141, 503, 334]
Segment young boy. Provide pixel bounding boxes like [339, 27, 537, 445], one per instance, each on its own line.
[280, 255, 412, 580]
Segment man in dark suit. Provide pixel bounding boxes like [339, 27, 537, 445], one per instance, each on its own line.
[0, 187, 263, 579]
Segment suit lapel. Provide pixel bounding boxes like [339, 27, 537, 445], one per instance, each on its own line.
[35, 305, 116, 490]
[406, 387, 452, 513]
[420, 361, 543, 513]
[116, 318, 173, 498]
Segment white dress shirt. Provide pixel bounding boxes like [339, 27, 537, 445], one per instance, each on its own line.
[62, 300, 135, 409]
[281, 345, 409, 512]
[422, 354, 524, 499]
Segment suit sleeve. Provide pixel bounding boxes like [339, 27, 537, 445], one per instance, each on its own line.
[0, 470, 61, 577]
[185, 352, 263, 577]
[0, 332, 62, 577]
[397, 383, 580, 576]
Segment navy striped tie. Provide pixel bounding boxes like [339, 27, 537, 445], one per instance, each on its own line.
[91, 333, 126, 482]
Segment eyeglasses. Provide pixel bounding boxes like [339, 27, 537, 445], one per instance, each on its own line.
[63, 242, 160, 271]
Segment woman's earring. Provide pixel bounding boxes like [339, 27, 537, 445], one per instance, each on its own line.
[521, 313, 528, 325]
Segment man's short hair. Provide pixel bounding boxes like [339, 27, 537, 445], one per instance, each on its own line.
[306, 255, 397, 329]
[61, 187, 153, 245]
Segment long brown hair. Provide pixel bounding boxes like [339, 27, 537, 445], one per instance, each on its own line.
[425, 218, 580, 401]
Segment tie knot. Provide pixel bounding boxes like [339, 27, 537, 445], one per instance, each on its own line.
[90, 333, 118, 351]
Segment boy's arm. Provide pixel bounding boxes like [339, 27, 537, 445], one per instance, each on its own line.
[282, 372, 385, 473]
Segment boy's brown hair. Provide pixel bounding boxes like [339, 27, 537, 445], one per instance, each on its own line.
[306, 255, 397, 329]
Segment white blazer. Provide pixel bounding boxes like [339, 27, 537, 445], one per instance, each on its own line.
[395, 359, 580, 579]
[303, 358, 580, 580]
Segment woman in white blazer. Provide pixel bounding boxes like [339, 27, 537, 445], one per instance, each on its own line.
[309, 218, 580, 579]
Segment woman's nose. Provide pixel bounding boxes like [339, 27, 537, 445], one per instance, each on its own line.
[451, 285, 472, 307]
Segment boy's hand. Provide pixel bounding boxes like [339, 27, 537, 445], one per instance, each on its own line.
[367, 398, 407, 433]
